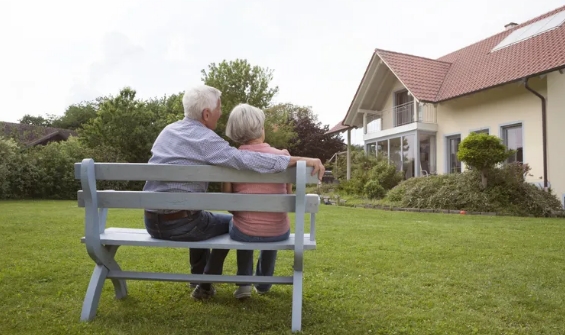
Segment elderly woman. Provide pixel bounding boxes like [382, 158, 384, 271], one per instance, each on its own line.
[223, 103, 293, 300]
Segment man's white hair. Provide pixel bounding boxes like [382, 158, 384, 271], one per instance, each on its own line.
[226, 103, 265, 144]
[182, 85, 222, 120]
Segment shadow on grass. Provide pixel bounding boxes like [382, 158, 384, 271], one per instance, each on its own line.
[82, 280, 355, 334]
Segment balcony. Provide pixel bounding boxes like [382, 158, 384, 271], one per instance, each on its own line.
[365, 102, 437, 137]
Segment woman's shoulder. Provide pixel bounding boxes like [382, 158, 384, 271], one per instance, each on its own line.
[265, 144, 290, 156]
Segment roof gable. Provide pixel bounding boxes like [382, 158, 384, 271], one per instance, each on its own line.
[376, 49, 451, 102]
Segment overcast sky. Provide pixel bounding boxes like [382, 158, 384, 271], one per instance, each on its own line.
[1, 0, 563, 144]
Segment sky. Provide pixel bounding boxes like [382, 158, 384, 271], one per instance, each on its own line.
[1, 0, 564, 145]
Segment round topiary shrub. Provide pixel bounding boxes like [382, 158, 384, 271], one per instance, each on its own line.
[364, 180, 386, 200]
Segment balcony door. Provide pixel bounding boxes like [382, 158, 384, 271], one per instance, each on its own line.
[394, 90, 414, 127]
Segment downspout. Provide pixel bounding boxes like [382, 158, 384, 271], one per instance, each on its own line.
[524, 77, 548, 190]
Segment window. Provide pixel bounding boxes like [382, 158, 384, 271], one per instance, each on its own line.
[367, 143, 376, 156]
[377, 140, 388, 159]
[492, 10, 565, 52]
[502, 123, 523, 163]
[446, 135, 461, 173]
[472, 128, 489, 135]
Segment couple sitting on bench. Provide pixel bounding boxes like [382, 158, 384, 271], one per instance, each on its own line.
[142, 84, 325, 300]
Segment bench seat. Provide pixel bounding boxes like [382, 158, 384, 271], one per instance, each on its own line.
[82, 228, 316, 250]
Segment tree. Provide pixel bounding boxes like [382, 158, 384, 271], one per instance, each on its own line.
[144, 92, 184, 130]
[285, 104, 346, 163]
[457, 132, 514, 188]
[50, 99, 101, 130]
[18, 114, 56, 127]
[262, 103, 297, 150]
[79, 87, 161, 163]
[201, 59, 279, 141]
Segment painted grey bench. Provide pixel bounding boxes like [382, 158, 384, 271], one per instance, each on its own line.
[74, 158, 320, 332]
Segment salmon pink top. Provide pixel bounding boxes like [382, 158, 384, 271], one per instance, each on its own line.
[231, 143, 290, 237]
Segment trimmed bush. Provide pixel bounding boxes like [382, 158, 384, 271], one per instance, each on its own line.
[337, 154, 403, 195]
[385, 163, 562, 217]
[457, 132, 513, 188]
[364, 180, 386, 200]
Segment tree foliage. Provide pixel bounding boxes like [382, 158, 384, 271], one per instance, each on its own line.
[201, 59, 279, 141]
[457, 132, 513, 188]
[79, 87, 162, 163]
[51, 100, 101, 130]
[4, 58, 356, 200]
[285, 104, 346, 162]
[19, 99, 101, 130]
[18, 114, 57, 127]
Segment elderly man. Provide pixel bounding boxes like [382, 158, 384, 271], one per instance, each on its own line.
[143, 84, 325, 300]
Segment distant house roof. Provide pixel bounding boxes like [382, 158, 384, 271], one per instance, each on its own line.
[0, 121, 77, 146]
[325, 120, 355, 135]
[338, 5, 565, 129]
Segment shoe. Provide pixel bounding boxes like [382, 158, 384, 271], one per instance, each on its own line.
[234, 286, 252, 299]
[254, 286, 270, 295]
[191, 285, 216, 300]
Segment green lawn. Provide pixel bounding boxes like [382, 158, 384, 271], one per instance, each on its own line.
[1, 201, 565, 335]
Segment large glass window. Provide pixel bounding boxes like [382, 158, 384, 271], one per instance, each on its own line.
[367, 143, 376, 157]
[377, 140, 388, 160]
[389, 137, 402, 171]
[402, 134, 415, 179]
[502, 123, 523, 163]
[446, 134, 461, 173]
[419, 134, 434, 175]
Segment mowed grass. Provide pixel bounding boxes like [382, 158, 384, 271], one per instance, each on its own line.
[1, 201, 565, 335]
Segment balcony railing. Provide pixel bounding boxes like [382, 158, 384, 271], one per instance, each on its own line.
[394, 102, 414, 127]
[365, 102, 437, 134]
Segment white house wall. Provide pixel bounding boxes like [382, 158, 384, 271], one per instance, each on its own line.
[547, 70, 565, 206]
[436, 77, 546, 186]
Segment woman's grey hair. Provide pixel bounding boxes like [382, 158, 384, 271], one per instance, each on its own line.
[182, 85, 222, 120]
[226, 103, 265, 144]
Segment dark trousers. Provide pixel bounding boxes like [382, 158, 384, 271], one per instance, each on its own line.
[144, 211, 232, 286]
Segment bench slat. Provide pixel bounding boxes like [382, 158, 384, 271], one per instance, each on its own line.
[107, 271, 294, 284]
[77, 191, 320, 213]
[74, 163, 319, 184]
[82, 228, 316, 250]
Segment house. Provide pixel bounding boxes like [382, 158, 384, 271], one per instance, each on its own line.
[0, 121, 77, 146]
[327, 5, 565, 207]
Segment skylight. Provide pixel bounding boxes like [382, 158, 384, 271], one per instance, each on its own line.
[492, 10, 565, 52]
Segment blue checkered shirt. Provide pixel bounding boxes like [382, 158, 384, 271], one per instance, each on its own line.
[143, 118, 290, 197]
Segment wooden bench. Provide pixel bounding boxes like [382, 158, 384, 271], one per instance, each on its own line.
[74, 158, 320, 332]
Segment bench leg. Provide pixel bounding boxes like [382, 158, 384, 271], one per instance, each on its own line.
[105, 245, 128, 299]
[291, 270, 304, 332]
[81, 264, 108, 321]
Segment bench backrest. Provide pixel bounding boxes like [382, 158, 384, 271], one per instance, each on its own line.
[74, 159, 320, 213]
[75, 158, 320, 270]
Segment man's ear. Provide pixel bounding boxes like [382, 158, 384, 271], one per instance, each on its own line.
[201, 109, 210, 121]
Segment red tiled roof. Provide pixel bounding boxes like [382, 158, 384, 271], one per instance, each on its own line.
[376, 50, 451, 102]
[371, 5, 565, 103]
[325, 120, 354, 135]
